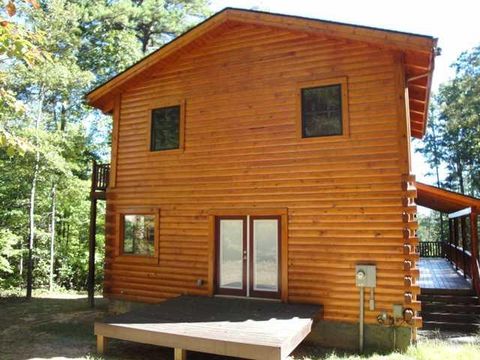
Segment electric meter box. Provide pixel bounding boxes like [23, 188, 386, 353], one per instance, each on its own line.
[355, 264, 376, 287]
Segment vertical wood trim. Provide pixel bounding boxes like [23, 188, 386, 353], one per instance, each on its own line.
[207, 214, 215, 296]
[281, 212, 288, 302]
[110, 94, 121, 188]
[394, 53, 411, 175]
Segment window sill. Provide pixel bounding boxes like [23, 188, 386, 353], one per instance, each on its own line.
[147, 147, 185, 156]
[298, 133, 350, 143]
[114, 254, 159, 264]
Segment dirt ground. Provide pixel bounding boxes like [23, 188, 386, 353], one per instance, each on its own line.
[0, 293, 327, 360]
[0, 293, 479, 360]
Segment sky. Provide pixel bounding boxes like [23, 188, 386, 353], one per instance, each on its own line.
[210, 0, 480, 192]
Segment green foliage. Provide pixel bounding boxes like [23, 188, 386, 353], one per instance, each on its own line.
[416, 211, 448, 243]
[415, 45, 480, 240]
[0, 229, 21, 278]
[0, 0, 209, 294]
[417, 45, 480, 196]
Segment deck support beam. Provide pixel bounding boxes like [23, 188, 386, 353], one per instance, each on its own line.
[87, 195, 97, 308]
[96, 335, 108, 354]
[174, 348, 187, 360]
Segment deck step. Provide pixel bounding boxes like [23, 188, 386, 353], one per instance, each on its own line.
[422, 303, 480, 314]
[419, 287, 480, 333]
[422, 321, 480, 332]
[418, 294, 479, 304]
[421, 312, 480, 323]
[421, 288, 475, 296]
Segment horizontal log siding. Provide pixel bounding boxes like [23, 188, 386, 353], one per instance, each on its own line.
[105, 22, 413, 324]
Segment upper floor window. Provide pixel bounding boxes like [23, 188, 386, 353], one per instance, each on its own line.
[150, 105, 181, 151]
[299, 77, 348, 139]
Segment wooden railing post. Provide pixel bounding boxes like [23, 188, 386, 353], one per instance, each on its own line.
[461, 216, 468, 277]
[453, 218, 459, 270]
[447, 219, 453, 262]
[470, 212, 480, 296]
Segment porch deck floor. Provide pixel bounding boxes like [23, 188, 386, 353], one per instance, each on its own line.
[418, 258, 472, 289]
[95, 296, 322, 360]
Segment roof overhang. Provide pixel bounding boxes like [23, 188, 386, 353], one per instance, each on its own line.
[416, 181, 480, 214]
[86, 7, 437, 138]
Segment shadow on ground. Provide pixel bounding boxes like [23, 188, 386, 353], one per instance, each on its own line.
[1, 294, 478, 360]
[0, 295, 353, 360]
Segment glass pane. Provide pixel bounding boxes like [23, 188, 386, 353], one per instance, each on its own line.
[253, 219, 278, 292]
[151, 105, 180, 151]
[302, 84, 342, 137]
[123, 215, 155, 256]
[219, 219, 243, 289]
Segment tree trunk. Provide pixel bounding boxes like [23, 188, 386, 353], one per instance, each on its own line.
[19, 243, 23, 276]
[49, 184, 56, 292]
[26, 88, 44, 300]
[457, 158, 465, 194]
[431, 116, 445, 242]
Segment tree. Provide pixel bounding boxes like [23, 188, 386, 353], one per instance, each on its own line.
[436, 46, 480, 196]
[75, 0, 211, 84]
[0, 0, 210, 296]
[415, 45, 480, 244]
[1, 0, 46, 154]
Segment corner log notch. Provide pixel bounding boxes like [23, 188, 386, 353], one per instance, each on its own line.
[88, 161, 110, 307]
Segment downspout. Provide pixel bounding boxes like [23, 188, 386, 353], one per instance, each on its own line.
[359, 286, 365, 352]
[405, 46, 439, 84]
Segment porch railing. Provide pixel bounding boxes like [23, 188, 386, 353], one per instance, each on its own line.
[91, 162, 110, 193]
[447, 207, 480, 296]
[418, 241, 444, 258]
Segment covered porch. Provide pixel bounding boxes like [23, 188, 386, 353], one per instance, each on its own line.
[416, 181, 480, 295]
[95, 295, 322, 360]
[415, 182, 480, 332]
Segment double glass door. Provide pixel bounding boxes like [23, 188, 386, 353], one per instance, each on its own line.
[215, 216, 281, 299]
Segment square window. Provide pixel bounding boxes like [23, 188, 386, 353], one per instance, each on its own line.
[150, 105, 180, 151]
[301, 84, 343, 137]
[122, 214, 155, 256]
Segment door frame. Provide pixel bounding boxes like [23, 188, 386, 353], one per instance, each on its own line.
[208, 208, 288, 302]
[214, 216, 248, 296]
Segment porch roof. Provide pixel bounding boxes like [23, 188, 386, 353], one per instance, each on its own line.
[416, 181, 480, 214]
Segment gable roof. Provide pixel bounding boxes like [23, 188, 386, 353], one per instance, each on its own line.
[86, 7, 438, 138]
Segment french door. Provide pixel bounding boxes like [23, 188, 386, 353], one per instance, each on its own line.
[215, 215, 281, 299]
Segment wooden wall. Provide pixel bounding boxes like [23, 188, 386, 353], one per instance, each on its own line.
[104, 21, 419, 326]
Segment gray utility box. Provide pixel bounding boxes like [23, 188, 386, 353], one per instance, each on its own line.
[355, 264, 376, 287]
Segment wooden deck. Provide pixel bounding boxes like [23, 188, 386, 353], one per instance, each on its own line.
[418, 258, 472, 290]
[95, 296, 322, 360]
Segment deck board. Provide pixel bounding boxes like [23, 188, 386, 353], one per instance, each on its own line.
[418, 258, 472, 290]
[95, 296, 322, 359]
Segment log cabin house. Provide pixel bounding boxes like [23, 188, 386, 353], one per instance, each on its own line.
[84, 7, 458, 356]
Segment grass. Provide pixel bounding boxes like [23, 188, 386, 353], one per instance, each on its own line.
[0, 291, 479, 360]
